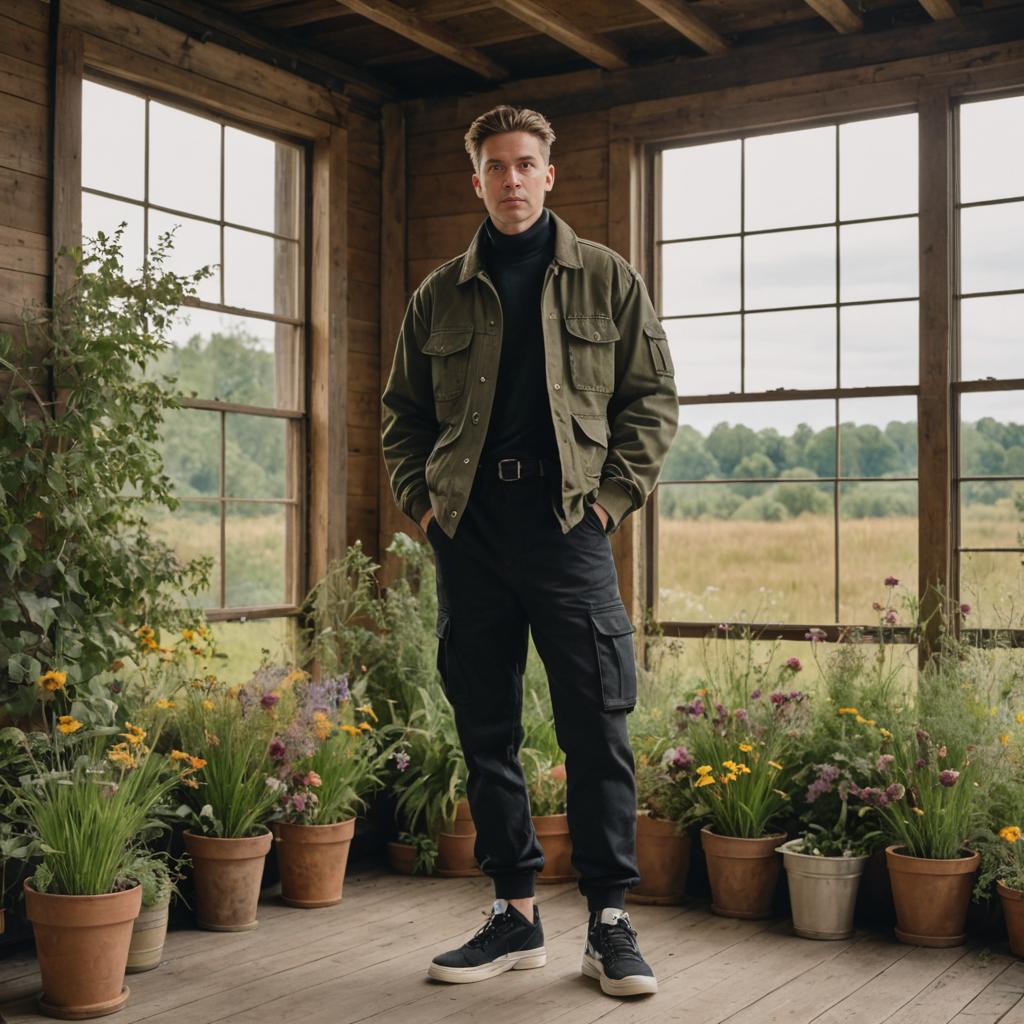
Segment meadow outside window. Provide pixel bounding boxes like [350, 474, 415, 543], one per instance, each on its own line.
[80, 77, 307, 662]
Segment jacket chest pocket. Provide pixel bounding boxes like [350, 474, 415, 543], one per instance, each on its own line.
[423, 327, 474, 402]
[564, 315, 619, 394]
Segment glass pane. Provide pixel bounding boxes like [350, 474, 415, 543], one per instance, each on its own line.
[840, 218, 918, 303]
[960, 96, 1024, 205]
[147, 503, 219, 608]
[148, 101, 220, 220]
[745, 226, 835, 310]
[148, 209, 220, 304]
[961, 202, 1024, 295]
[839, 397, 917, 478]
[82, 80, 145, 200]
[841, 300, 918, 388]
[665, 315, 740, 397]
[208, 618, 296, 682]
[960, 480, 1024, 549]
[960, 552, 1024, 630]
[156, 307, 301, 410]
[961, 295, 1024, 382]
[225, 504, 287, 608]
[657, 482, 835, 623]
[961, 392, 1024, 477]
[672, 400, 835, 481]
[745, 308, 835, 391]
[82, 194, 145, 277]
[660, 238, 740, 317]
[225, 413, 288, 499]
[839, 482, 918, 624]
[745, 125, 835, 232]
[224, 229, 298, 318]
[159, 408, 220, 497]
[839, 113, 918, 221]
[660, 140, 741, 240]
[224, 128, 301, 237]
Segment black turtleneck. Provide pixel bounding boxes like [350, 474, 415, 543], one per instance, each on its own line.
[480, 207, 559, 462]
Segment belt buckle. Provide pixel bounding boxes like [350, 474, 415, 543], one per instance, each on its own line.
[497, 458, 521, 481]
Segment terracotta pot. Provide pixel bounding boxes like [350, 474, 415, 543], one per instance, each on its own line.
[778, 839, 869, 940]
[183, 828, 273, 932]
[628, 811, 690, 905]
[436, 830, 482, 876]
[700, 825, 786, 919]
[126, 897, 169, 973]
[451, 799, 475, 836]
[997, 880, 1024, 958]
[387, 841, 418, 875]
[885, 844, 980, 947]
[534, 813, 575, 883]
[271, 818, 356, 908]
[24, 877, 142, 1020]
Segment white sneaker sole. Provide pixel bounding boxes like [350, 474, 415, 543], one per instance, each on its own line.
[582, 952, 658, 996]
[427, 946, 547, 984]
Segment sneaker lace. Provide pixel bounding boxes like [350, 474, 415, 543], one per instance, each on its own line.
[601, 916, 641, 964]
[466, 904, 513, 949]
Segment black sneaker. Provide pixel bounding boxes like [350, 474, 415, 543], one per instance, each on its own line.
[582, 907, 658, 996]
[427, 898, 546, 983]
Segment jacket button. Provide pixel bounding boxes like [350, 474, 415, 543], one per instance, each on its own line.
[463, 457, 470, 464]
[471, 412, 480, 423]
[592, 332, 601, 340]
[548, 312, 556, 319]
[479, 376, 486, 382]
[553, 383, 561, 390]
[450, 510, 458, 518]
[489, 319, 495, 326]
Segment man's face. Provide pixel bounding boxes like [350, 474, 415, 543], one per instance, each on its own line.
[472, 131, 555, 235]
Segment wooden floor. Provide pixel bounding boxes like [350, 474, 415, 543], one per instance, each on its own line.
[2, 866, 1024, 1024]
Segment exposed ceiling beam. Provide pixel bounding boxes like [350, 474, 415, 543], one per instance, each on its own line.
[261, 1, 353, 29]
[501, 0, 630, 71]
[631, 0, 730, 56]
[801, 0, 864, 33]
[333, 0, 509, 79]
[919, 0, 961, 18]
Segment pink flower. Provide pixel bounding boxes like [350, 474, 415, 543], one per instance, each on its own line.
[960, 603, 971, 616]
[939, 769, 960, 787]
[937, 745, 947, 759]
[876, 753, 895, 771]
[784, 657, 802, 672]
[269, 737, 286, 762]
[804, 628, 827, 644]
[883, 608, 898, 626]
[885, 576, 899, 587]
[550, 763, 567, 781]
[260, 693, 279, 710]
[304, 771, 322, 788]
[292, 793, 307, 813]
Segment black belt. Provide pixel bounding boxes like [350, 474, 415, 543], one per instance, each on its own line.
[476, 456, 556, 481]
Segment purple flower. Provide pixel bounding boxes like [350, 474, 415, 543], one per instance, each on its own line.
[784, 657, 802, 672]
[885, 783, 906, 801]
[688, 699, 705, 717]
[915, 758, 929, 768]
[770, 692, 786, 705]
[788, 690, 805, 702]
[670, 746, 694, 770]
[877, 793, 890, 807]
[960, 603, 971, 617]
[734, 708, 749, 722]
[939, 769, 960, 788]
[885, 576, 899, 587]
[805, 764, 840, 805]
[876, 753, 895, 772]
[916, 729, 929, 743]
[883, 608, 898, 626]
[292, 793, 307, 814]
[393, 750, 410, 772]
[269, 737, 286, 762]
[804, 628, 827, 644]
[750, 688, 762, 701]
[260, 693, 280, 710]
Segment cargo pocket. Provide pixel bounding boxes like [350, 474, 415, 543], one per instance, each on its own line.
[423, 327, 474, 402]
[571, 411, 609, 479]
[643, 319, 674, 377]
[565, 315, 619, 393]
[434, 606, 464, 706]
[588, 602, 638, 711]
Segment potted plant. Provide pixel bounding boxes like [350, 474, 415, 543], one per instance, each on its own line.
[388, 831, 439, 875]
[528, 760, 573, 884]
[855, 728, 982, 947]
[6, 714, 190, 1019]
[122, 850, 186, 973]
[0, 822, 38, 937]
[172, 676, 281, 931]
[629, 742, 698, 905]
[984, 825, 1024, 957]
[268, 677, 395, 907]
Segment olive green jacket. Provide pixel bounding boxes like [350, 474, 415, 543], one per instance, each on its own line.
[380, 209, 679, 540]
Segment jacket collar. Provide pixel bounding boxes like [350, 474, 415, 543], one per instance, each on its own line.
[456, 207, 583, 285]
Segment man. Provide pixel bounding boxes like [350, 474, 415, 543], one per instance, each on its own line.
[380, 105, 678, 998]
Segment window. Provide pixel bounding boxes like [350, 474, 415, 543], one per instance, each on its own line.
[81, 78, 307, 664]
[956, 94, 1024, 633]
[653, 114, 920, 631]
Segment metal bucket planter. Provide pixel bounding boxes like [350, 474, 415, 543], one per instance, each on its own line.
[126, 896, 170, 973]
[778, 839, 869, 940]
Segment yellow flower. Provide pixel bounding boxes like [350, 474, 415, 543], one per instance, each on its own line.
[768, 760, 784, 770]
[1016, 714, 1024, 726]
[201, 699, 215, 711]
[181, 629, 196, 641]
[189, 756, 207, 771]
[169, 750, 191, 761]
[738, 743, 753, 753]
[37, 670, 67, 692]
[737, 763, 751, 774]
[638, 753, 649, 767]
[719, 772, 738, 784]
[912, 807, 925, 816]
[340, 724, 360, 737]
[695, 688, 707, 697]
[838, 707, 858, 716]
[107, 743, 137, 769]
[358, 721, 373, 732]
[855, 715, 876, 726]
[356, 703, 378, 722]
[696, 765, 713, 776]
[57, 715, 82, 734]
[1000, 826, 1022, 844]
[136, 625, 154, 639]
[155, 698, 176, 710]
[880, 728, 893, 739]
[1001, 734, 1011, 747]
[120, 723, 147, 746]
[695, 775, 715, 788]
[722, 760, 739, 772]
[281, 668, 307, 689]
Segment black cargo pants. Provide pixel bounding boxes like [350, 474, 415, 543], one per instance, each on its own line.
[425, 456, 641, 912]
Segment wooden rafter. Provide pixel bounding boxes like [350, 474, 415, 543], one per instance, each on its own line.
[802, 0, 863, 33]
[919, 0, 961, 18]
[260, 1, 352, 29]
[501, 0, 630, 71]
[632, 0, 729, 56]
[333, 0, 508, 79]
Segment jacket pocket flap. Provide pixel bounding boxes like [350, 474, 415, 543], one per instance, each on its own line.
[589, 603, 635, 638]
[571, 411, 609, 446]
[434, 607, 451, 639]
[423, 328, 473, 356]
[564, 315, 620, 343]
[643, 319, 668, 339]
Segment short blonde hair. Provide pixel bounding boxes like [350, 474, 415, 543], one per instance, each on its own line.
[464, 105, 556, 173]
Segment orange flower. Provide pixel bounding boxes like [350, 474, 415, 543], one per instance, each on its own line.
[37, 670, 67, 692]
